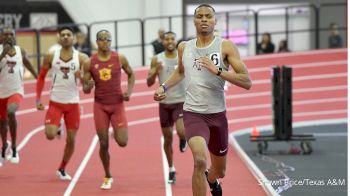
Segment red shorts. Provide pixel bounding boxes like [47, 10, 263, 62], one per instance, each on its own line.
[45, 101, 80, 130]
[0, 93, 23, 120]
[94, 101, 128, 131]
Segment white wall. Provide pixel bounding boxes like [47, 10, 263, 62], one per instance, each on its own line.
[58, 0, 182, 67]
[186, 3, 312, 56]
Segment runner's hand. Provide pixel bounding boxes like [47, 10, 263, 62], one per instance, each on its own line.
[122, 92, 130, 101]
[154, 86, 166, 101]
[36, 100, 45, 110]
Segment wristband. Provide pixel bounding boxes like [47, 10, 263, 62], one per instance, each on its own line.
[161, 83, 168, 92]
[217, 67, 223, 76]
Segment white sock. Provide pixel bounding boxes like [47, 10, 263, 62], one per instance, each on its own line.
[169, 166, 176, 172]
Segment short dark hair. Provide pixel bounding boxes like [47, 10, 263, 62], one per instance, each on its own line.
[96, 30, 111, 40]
[164, 31, 176, 37]
[58, 26, 74, 34]
[194, 4, 215, 15]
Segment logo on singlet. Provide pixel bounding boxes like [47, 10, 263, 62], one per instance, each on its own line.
[192, 58, 202, 70]
[99, 68, 111, 81]
[60, 66, 70, 79]
[7, 60, 16, 74]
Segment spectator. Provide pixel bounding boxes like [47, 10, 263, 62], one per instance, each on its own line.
[278, 39, 290, 53]
[151, 28, 165, 55]
[257, 32, 275, 54]
[74, 31, 91, 56]
[328, 22, 343, 48]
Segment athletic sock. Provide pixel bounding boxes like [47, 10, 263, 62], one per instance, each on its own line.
[169, 166, 176, 172]
[59, 160, 67, 170]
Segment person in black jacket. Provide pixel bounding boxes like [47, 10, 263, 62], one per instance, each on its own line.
[151, 28, 165, 54]
[328, 22, 343, 48]
[257, 32, 275, 54]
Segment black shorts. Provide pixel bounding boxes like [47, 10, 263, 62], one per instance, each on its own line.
[159, 102, 184, 128]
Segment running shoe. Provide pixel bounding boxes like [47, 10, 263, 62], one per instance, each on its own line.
[179, 139, 187, 152]
[205, 169, 222, 196]
[168, 171, 176, 184]
[56, 169, 72, 181]
[9, 148, 19, 164]
[101, 177, 114, 189]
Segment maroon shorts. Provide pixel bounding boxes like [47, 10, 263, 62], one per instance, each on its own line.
[159, 102, 184, 128]
[183, 111, 228, 156]
[0, 93, 23, 120]
[45, 101, 80, 130]
[94, 101, 128, 131]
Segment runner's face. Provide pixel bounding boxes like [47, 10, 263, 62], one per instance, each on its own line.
[59, 29, 74, 47]
[163, 33, 176, 52]
[2, 29, 15, 46]
[194, 7, 216, 35]
[96, 32, 111, 52]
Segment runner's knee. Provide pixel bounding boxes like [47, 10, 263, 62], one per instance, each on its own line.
[46, 132, 55, 140]
[114, 129, 128, 147]
[6, 110, 15, 119]
[116, 138, 127, 147]
[193, 156, 207, 171]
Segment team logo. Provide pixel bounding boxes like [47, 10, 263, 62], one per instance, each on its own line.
[7, 60, 16, 73]
[99, 68, 111, 81]
[192, 59, 201, 70]
[60, 66, 70, 79]
[95, 64, 99, 69]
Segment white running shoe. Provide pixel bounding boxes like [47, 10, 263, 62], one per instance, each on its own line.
[100, 177, 113, 190]
[9, 151, 20, 164]
[3, 143, 12, 163]
[56, 169, 72, 181]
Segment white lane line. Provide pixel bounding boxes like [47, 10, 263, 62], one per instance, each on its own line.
[243, 48, 346, 60]
[249, 60, 346, 73]
[17, 83, 347, 116]
[230, 133, 278, 196]
[161, 136, 173, 196]
[253, 72, 347, 85]
[17, 126, 45, 151]
[22, 60, 347, 98]
[23, 78, 148, 98]
[64, 116, 160, 196]
[227, 97, 347, 112]
[227, 109, 347, 124]
[229, 118, 347, 196]
[226, 85, 346, 99]
[63, 135, 98, 196]
[23, 66, 150, 84]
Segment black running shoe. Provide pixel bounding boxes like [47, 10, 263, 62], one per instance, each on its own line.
[205, 170, 222, 196]
[168, 171, 176, 184]
[179, 139, 187, 152]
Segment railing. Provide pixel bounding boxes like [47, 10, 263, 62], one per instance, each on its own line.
[14, 2, 346, 72]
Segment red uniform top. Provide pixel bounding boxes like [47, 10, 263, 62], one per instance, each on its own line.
[90, 51, 123, 105]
